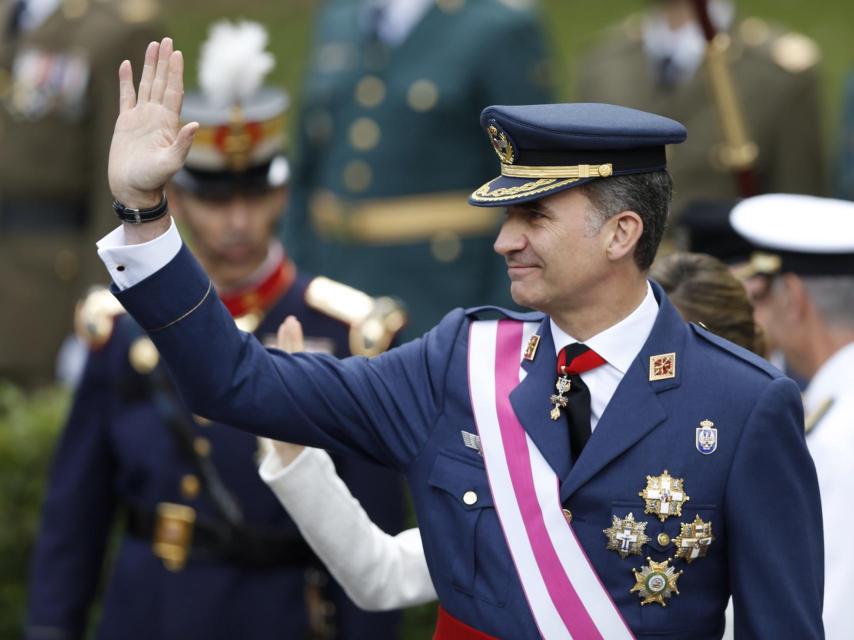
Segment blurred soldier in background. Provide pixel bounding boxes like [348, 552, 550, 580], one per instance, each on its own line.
[0, 0, 162, 386]
[836, 71, 854, 200]
[285, 0, 554, 338]
[730, 193, 854, 639]
[577, 0, 825, 232]
[25, 22, 406, 640]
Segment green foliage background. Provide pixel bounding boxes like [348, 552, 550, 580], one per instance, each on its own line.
[2, 1, 852, 638]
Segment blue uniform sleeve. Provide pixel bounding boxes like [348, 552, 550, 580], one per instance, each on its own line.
[725, 376, 824, 638]
[114, 245, 462, 470]
[26, 351, 119, 640]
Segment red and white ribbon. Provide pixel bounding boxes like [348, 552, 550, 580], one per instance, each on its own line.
[468, 319, 634, 640]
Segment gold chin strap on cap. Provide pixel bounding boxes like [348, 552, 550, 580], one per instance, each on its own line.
[500, 163, 613, 179]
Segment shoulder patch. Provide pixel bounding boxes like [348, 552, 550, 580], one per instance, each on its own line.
[305, 277, 407, 357]
[771, 32, 820, 73]
[74, 286, 127, 350]
[464, 305, 545, 322]
[689, 323, 780, 378]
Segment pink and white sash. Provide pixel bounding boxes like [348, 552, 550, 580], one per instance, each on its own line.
[467, 319, 634, 640]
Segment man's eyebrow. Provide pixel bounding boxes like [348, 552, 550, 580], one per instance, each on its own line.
[511, 201, 554, 216]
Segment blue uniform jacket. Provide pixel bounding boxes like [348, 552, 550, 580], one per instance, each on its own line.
[26, 271, 405, 640]
[113, 245, 824, 639]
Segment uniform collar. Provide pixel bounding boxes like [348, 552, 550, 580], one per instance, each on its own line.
[217, 241, 296, 319]
[549, 281, 659, 375]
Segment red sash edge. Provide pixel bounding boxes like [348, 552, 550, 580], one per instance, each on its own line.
[433, 607, 499, 640]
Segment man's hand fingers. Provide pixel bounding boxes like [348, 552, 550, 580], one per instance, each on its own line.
[173, 121, 199, 158]
[149, 37, 173, 104]
[137, 40, 159, 104]
[118, 60, 136, 113]
[163, 50, 185, 113]
[277, 316, 305, 353]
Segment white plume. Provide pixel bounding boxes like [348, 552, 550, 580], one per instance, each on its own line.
[198, 20, 275, 108]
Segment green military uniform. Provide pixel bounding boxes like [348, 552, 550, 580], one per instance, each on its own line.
[0, 0, 161, 386]
[285, 0, 553, 339]
[576, 15, 825, 229]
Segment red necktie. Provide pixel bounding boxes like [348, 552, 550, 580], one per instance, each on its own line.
[552, 343, 606, 461]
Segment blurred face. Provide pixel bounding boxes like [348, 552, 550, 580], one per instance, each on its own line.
[493, 188, 611, 315]
[170, 187, 287, 287]
[744, 274, 798, 364]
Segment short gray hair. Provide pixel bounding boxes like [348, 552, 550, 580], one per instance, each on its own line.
[578, 171, 673, 271]
[802, 276, 854, 327]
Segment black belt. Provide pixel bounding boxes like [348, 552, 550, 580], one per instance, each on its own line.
[126, 504, 318, 569]
[0, 198, 87, 232]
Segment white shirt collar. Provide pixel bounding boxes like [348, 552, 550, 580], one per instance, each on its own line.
[803, 341, 854, 413]
[550, 282, 659, 374]
[19, 0, 61, 32]
[641, 0, 734, 82]
[374, 0, 435, 47]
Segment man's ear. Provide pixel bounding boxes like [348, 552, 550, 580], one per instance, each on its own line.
[781, 273, 811, 321]
[605, 210, 643, 262]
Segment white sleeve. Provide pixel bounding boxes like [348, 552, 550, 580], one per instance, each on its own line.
[258, 445, 437, 611]
[96, 218, 182, 290]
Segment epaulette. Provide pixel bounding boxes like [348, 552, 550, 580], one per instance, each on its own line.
[689, 322, 780, 378]
[738, 18, 820, 73]
[304, 277, 407, 357]
[74, 286, 127, 350]
[464, 305, 545, 322]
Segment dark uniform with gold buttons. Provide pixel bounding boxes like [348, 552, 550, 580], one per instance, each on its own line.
[25, 22, 407, 638]
[286, 0, 554, 339]
[0, 0, 161, 385]
[577, 11, 825, 228]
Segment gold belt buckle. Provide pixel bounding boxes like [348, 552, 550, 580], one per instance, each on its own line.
[152, 502, 196, 572]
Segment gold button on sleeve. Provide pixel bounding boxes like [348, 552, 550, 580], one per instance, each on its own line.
[180, 474, 201, 500]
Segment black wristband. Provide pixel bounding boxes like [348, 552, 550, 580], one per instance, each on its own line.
[112, 193, 169, 224]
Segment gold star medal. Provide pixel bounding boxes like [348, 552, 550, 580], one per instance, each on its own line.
[631, 558, 682, 606]
[673, 515, 715, 564]
[549, 375, 571, 421]
[639, 470, 690, 522]
[603, 512, 650, 559]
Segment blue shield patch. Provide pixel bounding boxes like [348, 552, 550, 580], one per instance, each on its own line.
[696, 423, 717, 455]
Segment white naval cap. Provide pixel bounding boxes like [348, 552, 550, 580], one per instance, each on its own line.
[729, 194, 854, 277]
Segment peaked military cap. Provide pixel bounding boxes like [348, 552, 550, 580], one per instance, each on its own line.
[469, 103, 687, 207]
[173, 21, 290, 198]
[730, 194, 854, 277]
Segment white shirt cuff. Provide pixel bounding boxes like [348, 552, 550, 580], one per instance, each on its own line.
[96, 218, 182, 290]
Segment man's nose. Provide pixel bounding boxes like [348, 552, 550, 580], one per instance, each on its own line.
[226, 198, 252, 230]
[494, 214, 526, 256]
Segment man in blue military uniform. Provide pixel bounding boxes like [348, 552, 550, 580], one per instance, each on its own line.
[285, 0, 554, 338]
[94, 39, 822, 638]
[26, 26, 405, 640]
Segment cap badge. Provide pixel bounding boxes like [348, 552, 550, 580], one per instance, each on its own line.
[673, 515, 715, 564]
[603, 512, 650, 559]
[695, 419, 718, 455]
[631, 558, 682, 606]
[639, 470, 690, 522]
[649, 352, 676, 381]
[487, 123, 515, 165]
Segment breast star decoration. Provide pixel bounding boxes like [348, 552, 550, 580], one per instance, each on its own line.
[630, 558, 683, 606]
[639, 470, 690, 522]
[673, 515, 715, 564]
[603, 512, 651, 559]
